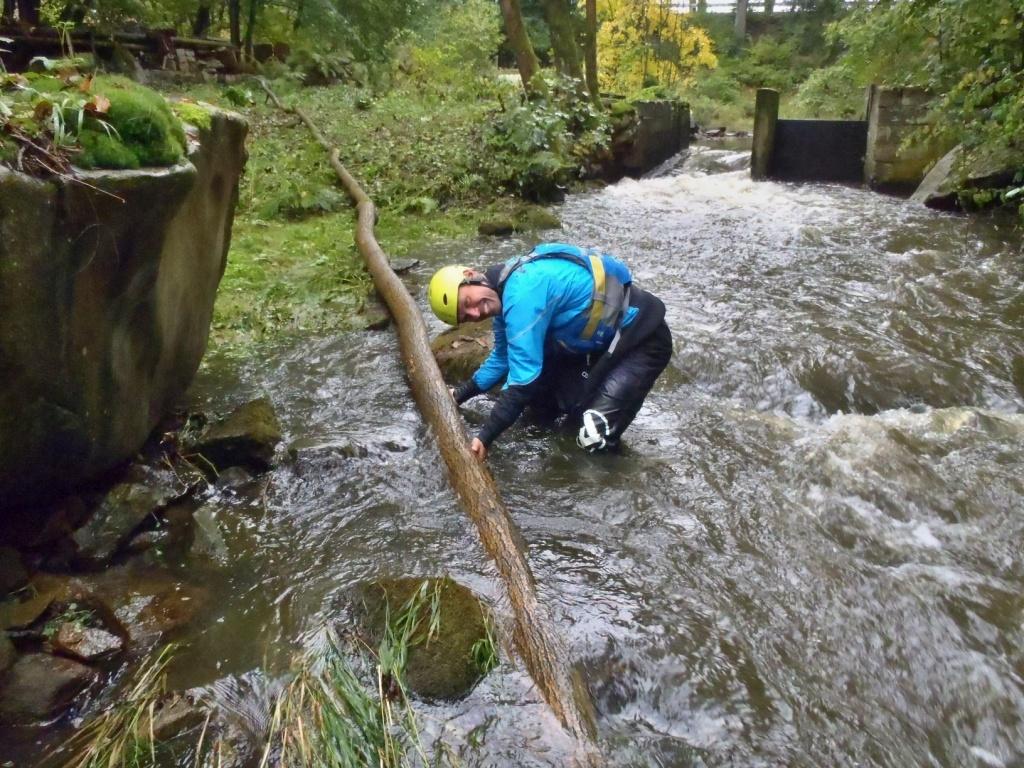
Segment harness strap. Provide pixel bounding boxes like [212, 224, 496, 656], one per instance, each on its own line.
[581, 255, 606, 341]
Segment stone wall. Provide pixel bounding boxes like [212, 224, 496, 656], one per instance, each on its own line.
[0, 108, 247, 508]
[864, 85, 947, 193]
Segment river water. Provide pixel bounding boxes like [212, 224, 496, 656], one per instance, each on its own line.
[90, 144, 1024, 766]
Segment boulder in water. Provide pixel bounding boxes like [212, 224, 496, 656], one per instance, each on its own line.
[0, 653, 97, 722]
[431, 320, 494, 384]
[355, 576, 494, 701]
[189, 397, 282, 472]
[912, 143, 1022, 211]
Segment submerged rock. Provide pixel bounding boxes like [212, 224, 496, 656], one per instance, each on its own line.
[0, 653, 97, 722]
[356, 576, 493, 701]
[190, 397, 282, 472]
[431, 320, 493, 384]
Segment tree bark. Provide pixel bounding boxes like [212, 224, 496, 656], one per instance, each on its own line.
[734, 0, 749, 42]
[243, 0, 259, 56]
[583, 0, 599, 103]
[229, 0, 241, 48]
[192, 0, 212, 37]
[499, 0, 542, 94]
[257, 79, 602, 767]
[16, 0, 38, 24]
[541, 0, 584, 82]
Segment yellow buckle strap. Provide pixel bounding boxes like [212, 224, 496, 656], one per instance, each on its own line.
[581, 254, 606, 340]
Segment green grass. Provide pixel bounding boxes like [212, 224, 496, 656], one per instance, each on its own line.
[58, 646, 176, 768]
[154, 78, 550, 354]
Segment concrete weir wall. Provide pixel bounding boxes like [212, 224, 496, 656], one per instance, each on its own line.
[617, 100, 690, 176]
[0, 109, 247, 507]
[864, 85, 946, 193]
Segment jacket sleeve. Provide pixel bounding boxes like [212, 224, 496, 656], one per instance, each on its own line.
[476, 381, 542, 447]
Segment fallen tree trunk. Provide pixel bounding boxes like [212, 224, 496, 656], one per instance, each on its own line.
[257, 80, 601, 762]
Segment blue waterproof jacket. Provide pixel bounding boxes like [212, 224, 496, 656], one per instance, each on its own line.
[472, 243, 638, 392]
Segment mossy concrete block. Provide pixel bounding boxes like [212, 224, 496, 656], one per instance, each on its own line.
[430, 321, 493, 383]
[0, 110, 248, 511]
[357, 576, 491, 701]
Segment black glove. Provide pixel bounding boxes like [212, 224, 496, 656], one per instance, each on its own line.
[451, 378, 482, 405]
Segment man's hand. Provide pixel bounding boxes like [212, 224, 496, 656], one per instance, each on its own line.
[469, 437, 487, 461]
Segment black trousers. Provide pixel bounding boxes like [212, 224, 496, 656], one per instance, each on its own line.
[531, 302, 673, 443]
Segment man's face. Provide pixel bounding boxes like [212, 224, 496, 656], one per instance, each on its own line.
[458, 282, 500, 323]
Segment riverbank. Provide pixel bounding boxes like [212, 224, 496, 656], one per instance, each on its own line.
[154, 78, 580, 353]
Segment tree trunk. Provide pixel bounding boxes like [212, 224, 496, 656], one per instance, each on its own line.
[229, 0, 241, 48]
[541, 0, 583, 82]
[734, 0, 749, 42]
[16, 0, 38, 24]
[192, 1, 212, 37]
[698, 0, 707, 12]
[499, 0, 542, 94]
[583, 0, 599, 103]
[243, 0, 259, 57]
[765, 0, 775, 13]
[3, 0, 15, 20]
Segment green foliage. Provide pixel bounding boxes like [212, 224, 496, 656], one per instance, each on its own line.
[396, 0, 502, 92]
[816, 0, 1024, 206]
[485, 73, 611, 201]
[792, 63, 863, 119]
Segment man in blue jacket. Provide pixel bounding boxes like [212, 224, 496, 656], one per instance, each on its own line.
[427, 243, 673, 460]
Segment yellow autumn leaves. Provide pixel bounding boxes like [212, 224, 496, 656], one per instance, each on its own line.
[594, 0, 717, 93]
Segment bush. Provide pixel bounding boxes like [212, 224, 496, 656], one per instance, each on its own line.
[484, 74, 610, 201]
[791, 64, 863, 119]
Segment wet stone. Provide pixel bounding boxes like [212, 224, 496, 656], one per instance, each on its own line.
[0, 573, 66, 630]
[215, 466, 254, 489]
[431, 320, 494, 384]
[151, 693, 206, 740]
[190, 397, 282, 472]
[0, 653, 97, 722]
[72, 475, 179, 567]
[52, 623, 124, 662]
[356, 576, 492, 701]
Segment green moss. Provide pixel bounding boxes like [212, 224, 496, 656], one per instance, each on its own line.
[77, 128, 140, 169]
[172, 101, 214, 132]
[77, 76, 186, 169]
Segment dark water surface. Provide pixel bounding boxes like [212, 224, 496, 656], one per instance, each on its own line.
[24, 144, 1024, 766]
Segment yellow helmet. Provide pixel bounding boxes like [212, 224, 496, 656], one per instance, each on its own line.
[427, 265, 470, 325]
